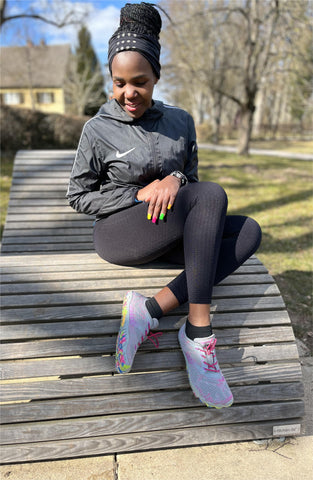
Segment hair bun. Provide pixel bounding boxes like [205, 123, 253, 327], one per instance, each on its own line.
[120, 2, 162, 38]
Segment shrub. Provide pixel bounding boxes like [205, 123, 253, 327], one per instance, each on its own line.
[0, 105, 88, 151]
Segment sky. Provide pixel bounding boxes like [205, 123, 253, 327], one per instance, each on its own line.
[1, 1, 160, 65]
[0, 0, 166, 97]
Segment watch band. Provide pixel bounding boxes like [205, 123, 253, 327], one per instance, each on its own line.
[170, 171, 188, 186]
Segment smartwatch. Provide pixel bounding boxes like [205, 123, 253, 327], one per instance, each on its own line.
[170, 171, 188, 186]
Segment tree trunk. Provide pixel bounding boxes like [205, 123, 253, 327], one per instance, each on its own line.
[212, 93, 222, 144]
[237, 106, 254, 155]
[253, 85, 265, 137]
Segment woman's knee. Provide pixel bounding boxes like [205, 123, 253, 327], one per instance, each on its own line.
[199, 181, 228, 210]
[245, 216, 262, 252]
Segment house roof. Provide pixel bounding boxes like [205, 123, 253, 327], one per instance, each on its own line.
[0, 44, 71, 88]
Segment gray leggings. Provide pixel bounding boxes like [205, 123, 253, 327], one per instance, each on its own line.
[94, 182, 262, 304]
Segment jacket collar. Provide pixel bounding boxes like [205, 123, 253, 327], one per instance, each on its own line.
[99, 99, 163, 123]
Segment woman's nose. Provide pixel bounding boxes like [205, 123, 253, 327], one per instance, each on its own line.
[125, 84, 137, 99]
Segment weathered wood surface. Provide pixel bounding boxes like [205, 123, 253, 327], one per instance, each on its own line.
[0, 150, 304, 464]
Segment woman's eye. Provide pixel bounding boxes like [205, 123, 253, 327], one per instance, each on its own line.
[114, 80, 146, 88]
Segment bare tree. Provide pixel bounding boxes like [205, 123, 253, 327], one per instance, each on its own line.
[64, 26, 106, 116]
[162, 0, 311, 154]
[161, 0, 229, 140]
[0, 0, 88, 29]
[65, 53, 106, 116]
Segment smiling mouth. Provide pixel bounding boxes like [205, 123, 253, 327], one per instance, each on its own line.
[125, 103, 141, 112]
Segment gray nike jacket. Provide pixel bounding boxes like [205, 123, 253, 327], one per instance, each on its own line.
[67, 99, 199, 219]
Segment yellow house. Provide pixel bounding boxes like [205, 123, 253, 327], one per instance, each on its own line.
[0, 43, 71, 114]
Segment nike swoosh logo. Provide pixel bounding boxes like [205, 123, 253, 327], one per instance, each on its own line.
[116, 148, 135, 158]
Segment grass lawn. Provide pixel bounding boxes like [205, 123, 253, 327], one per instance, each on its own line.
[0, 151, 15, 238]
[220, 139, 313, 154]
[1, 147, 312, 352]
[198, 150, 313, 353]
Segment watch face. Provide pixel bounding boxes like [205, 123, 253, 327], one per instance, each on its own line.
[171, 171, 187, 185]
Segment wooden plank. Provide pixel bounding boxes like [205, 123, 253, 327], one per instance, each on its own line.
[0, 253, 258, 266]
[12, 164, 72, 169]
[7, 207, 82, 214]
[0, 271, 273, 286]
[1, 276, 180, 295]
[0, 363, 303, 403]
[1, 383, 304, 424]
[3, 213, 85, 221]
[1, 297, 286, 324]
[1, 235, 93, 245]
[10, 170, 71, 174]
[8, 200, 70, 206]
[12, 172, 71, 179]
[0, 348, 300, 380]
[0, 419, 305, 464]
[1, 228, 92, 237]
[1, 284, 280, 308]
[9, 185, 68, 191]
[0, 268, 187, 284]
[2, 221, 93, 231]
[1, 401, 304, 446]
[0, 263, 268, 277]
[0, 336, 298, 360]
[0, 253, 263, 267]
[7, 192, 68, 199]
[14, 149, 75, 156]
[1, 244, 94, 253]
[0, 311, 292, 341]
[11, 178, 70, 185]
[0, 279, 279, 296]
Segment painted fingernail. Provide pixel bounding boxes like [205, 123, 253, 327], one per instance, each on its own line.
[152, 217, 157, 224]
[159, 213, 165, 220]
[147, 213, 152, 220]
[167, 204, 172, 210]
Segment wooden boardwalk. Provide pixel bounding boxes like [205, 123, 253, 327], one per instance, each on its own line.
[0, 150, 304, 464]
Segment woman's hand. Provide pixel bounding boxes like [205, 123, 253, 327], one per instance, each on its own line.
[136, 175, 181, 222]
[136, 179, 160, 203]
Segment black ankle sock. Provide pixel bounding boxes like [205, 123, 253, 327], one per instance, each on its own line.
[145, 297, 163, 320]
[185, 318, 213, 340]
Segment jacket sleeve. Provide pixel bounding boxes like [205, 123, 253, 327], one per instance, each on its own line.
[67, 124, 138, 217]
[184, 114, 199, 183]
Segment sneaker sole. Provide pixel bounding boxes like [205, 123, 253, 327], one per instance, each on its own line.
[115, 291, 133, 374]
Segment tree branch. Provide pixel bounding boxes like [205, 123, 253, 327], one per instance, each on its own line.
[1, 11, 80, 28]
[0, 0, 87, 28]
[214, 88, 242, 107]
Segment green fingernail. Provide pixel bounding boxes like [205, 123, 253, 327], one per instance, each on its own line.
[159, 213, 165, 220]
[147, 213, 152, 220]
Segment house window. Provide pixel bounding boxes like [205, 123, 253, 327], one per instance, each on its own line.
[3, 92, 24, 105]
[36, 92, 55, 104]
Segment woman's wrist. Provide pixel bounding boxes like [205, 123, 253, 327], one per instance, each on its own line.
[169, 171, 188, 186]
[135, 189, 142, 202]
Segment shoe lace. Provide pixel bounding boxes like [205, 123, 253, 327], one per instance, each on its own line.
[198, 338, 220, 373]
[147, 331, 163, 348]
[137, 330, 163, 349]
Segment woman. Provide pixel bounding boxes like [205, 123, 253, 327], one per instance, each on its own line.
[67, 2, 262, 409]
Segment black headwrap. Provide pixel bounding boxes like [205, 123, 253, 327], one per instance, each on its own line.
[108, 3, 162, 79]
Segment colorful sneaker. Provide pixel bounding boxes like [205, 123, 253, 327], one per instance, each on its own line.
[178, 323, 233, 408]
[115, 291, 160, 374]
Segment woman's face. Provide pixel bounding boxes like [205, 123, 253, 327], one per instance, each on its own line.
[111, 51, 158, 119]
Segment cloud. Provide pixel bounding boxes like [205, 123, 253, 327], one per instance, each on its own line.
[36, 2, 119, 65]
[87, 5, 120, 55]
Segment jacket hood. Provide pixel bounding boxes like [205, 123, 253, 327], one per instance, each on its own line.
[97, 99, 164, 123]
